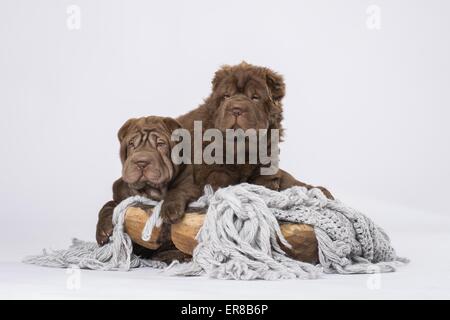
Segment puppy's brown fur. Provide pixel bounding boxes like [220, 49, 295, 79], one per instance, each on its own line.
[96, 116, 201, 256]
[177, 62, 333, 198]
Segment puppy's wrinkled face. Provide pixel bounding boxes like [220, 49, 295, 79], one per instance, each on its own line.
[118, 116, 181, 200]
[210, 62, 285, 133]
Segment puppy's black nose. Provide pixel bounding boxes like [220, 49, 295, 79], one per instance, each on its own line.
[231, 107, 243, 117]
[135, 160, 150, 169]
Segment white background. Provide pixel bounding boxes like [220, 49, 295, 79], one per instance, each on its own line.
[0, 0, 449, 299]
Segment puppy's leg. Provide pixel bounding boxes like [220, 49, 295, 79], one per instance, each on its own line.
[160, 190, 192, 224]
[278, 169, 335, 200]
[194, 164, 238, 191]
[160, 170, 202, 224]
[96, 200, 116, 246]
[250, 173, 281, 191]
[205, 171, 237, 191]
[96, 178, 132, 246]
[151, 249, 192, 264]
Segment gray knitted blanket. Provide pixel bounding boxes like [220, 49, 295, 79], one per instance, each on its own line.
[24, 183, 408, 280]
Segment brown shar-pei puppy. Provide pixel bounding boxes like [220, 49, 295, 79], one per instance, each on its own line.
[96, 116, 200, 261]
[177, 62, 333, 198]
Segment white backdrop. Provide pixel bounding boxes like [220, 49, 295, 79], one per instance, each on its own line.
[0, 0, 449, 262]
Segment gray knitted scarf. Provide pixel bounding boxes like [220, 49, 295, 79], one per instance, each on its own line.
[24, 183, 408, 280]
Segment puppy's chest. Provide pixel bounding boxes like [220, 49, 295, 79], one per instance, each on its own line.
[195, 163, 260, 186]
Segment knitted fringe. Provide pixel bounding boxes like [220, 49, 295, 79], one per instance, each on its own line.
[24, 184, 408, 280]
[24, 196, 166, 271]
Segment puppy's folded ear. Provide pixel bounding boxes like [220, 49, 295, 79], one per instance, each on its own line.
[117, 118, 137, 164]
[265, 68, 285, 102]
[162, 117, 182, 133]
[118, 118, 137, 142]
[211, 64, 231, 91]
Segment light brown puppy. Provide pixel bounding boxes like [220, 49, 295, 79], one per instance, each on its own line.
[96, 116, 201, 249]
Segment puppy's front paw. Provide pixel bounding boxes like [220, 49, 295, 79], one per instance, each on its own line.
[152, 249, 192, 264]
[317, 186, 334, 200]
[96, 219, 113, 246]
[160, 200, 186, 224]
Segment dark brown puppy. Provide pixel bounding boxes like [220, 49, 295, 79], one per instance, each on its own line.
[96, 116, 201, 253]
[177, 62, 333, 198]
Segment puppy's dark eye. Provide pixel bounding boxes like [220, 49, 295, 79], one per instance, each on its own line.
[251, 95, 260, 101]
[223, 94, 231, 99]
[156, 140, 166, 148]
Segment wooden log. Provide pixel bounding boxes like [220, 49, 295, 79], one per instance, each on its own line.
[125, 207, 319, 264]
[170, 213, 205, 256]
[277, 223, 319, 264]
[124, 207, 162, 250]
